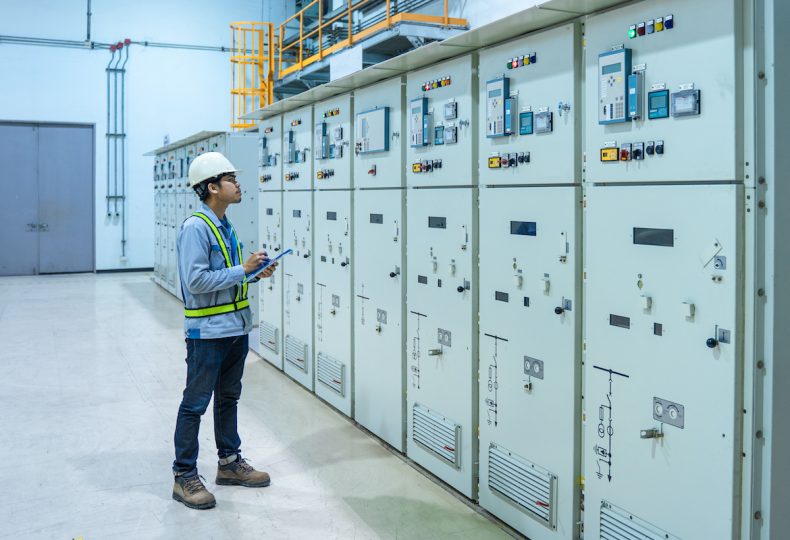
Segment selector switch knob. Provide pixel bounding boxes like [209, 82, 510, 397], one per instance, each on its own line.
[633, 148, 643, 159]
[646, 144, 655, 156]
[554, 306, 565, 315]
[706, 338, 718, 349]
[655, 142, 665, 155]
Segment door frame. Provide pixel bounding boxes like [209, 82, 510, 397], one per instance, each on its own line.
[0, 120, 96, 274]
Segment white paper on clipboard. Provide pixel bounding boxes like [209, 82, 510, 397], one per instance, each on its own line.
[244, 248, 293, 283]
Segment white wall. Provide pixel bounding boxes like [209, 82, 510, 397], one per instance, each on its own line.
[0, 0, 264, 270]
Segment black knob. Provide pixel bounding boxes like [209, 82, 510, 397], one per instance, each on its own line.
[554, 306, 564, 315]
[303, 254, 309, 258]
[457, 286, 465, 293]
[656, 144, 664, 155]
[706, 338, 718, 349]
[633, 149, 642, 159]
[389, 272, 397, 278]
[274, 247, 280, 252]
[341, 261, 348, 267]
[646, 145, 655, 156]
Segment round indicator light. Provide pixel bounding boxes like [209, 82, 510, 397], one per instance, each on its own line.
[628, 28, 637, 39]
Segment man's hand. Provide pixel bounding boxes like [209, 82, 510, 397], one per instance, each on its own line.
[243, 251, 268, 274]
[259, 262, 277, 279]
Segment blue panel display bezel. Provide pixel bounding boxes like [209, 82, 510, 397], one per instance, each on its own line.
[648, 89, 670, 119]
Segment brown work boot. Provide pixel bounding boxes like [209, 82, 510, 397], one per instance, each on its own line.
[172, 474, 216, 510]
[216, 456, 271, 487]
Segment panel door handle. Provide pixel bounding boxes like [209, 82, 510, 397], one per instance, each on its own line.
[26, 223, 38, 232]
[39, 223, 49, 232]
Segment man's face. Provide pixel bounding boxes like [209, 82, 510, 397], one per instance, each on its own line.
[209, 174, 242, 204]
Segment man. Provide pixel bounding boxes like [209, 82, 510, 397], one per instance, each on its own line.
[172, 151, 276, 510]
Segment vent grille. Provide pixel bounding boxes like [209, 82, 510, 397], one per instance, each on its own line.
[285, 334, 308, 372]
[488, 443, 557, 529]
[316, 352, 345, 396]
[412, 403, 461, 469]
[600, 500, 680, 540]
[260, 321, 279, 354]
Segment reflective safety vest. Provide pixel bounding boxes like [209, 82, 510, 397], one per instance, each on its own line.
[183, 212, 249, 318]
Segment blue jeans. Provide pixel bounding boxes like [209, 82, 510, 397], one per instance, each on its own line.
[173, 334, 249, 476]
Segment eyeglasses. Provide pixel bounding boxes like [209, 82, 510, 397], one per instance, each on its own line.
[219, 175, 239, 185]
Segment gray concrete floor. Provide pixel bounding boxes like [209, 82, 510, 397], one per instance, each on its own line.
[0, 272, 514, 539]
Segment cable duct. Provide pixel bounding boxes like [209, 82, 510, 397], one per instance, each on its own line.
[105, 40, 130, 257]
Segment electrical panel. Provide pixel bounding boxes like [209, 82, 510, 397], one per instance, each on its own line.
[283, 190, 314, 391]
[406, 54, 478, 187]
[257, 115, 284, 368]
[258, 118, 283, 190]
[478, 186, 580, 540]
[355, 107, 389, 154]
[314, 94, 353, 189]
[283, 106, 313, 189]
[406, 187, 478, 498]
[353, 189, 406, 451]
[583, 184, 741, 539]
[354, 78, 405, 190]
[585, 0, 738, 183]
[257, 194, 284, 368]
[314, 191, 353, 416]
[478, 24, 580, 186]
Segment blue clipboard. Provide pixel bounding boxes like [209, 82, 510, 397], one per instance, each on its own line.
[244, 248, 293, 283]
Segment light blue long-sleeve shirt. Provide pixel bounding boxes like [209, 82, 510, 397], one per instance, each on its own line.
[177, 203, 252, 339]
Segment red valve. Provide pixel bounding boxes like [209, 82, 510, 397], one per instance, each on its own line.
[124, 38, 131, 45]
[443, 445, 455, 452]
[536, 501, 550, 508]
[110, 45, 117, 52]
[117, 41, 123, 49]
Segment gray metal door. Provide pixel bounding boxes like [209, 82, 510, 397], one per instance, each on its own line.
[0, 124, 39, 276]
[0, 122, 94, 276]
[38, 125, 94, 274]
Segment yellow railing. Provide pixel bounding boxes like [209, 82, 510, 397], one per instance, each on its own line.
[278, 0, 467, 79]
[230, 21, 275, 130]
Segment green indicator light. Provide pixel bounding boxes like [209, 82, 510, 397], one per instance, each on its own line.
[628, 28, 637, 39]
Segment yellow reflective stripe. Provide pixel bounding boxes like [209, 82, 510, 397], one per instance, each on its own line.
[192, 213, 232, 268]
[184, 299, 250, 318]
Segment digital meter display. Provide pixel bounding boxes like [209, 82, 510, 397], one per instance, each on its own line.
[602, 63, 621, 75]
[510, 221, 537, 236]
[428, 216, 447, 229]
[488, 88, 502, 98]
[633, 227, 674, 247]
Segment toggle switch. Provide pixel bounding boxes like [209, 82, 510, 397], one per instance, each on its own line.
[449, 261, 456, 275]
[640, 428, 664, 439]
[514, 273, 523, 288]
[641, 295, 652, 310]
[541, 276, 550, 293]
[681, 301, 695, 319]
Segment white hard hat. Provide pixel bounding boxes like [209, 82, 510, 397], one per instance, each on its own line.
[188, 152, 240, 188]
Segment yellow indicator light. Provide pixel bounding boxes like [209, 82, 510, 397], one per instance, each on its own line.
[412, 163, 422, 173]
[655, 18, 664, 32]
[488, 156, 501, 168]
[600, 147, 619, 162]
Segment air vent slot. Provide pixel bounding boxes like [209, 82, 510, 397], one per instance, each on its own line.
[259, 321, 279, 354]
[285, 334, 308, 372]
[600, 500, 680, 540]
[316, 352, 345, 396]
[412, 403, 461, 469]
[488, 443, 557, 529]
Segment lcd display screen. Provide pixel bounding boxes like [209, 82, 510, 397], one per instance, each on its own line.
[633, 227, 674, 247]
[428, 216, 447, 229]
[369, 213, 383, 224]
[510, 221, 537, 236]
[602, 62, 621, 75]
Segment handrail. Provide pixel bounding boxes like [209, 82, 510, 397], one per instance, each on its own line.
[277, 0, 467, 79]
